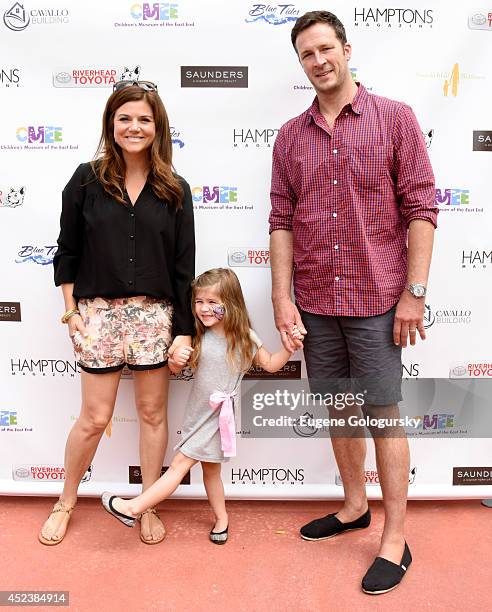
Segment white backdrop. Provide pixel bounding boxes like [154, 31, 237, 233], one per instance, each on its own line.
[1, 0, 491, 499]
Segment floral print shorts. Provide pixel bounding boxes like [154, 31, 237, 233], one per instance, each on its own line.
[73, 296, 174, 374]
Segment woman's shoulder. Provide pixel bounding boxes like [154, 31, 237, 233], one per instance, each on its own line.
[173, 173, 191, 191]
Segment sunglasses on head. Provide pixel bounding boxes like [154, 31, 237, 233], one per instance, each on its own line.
[113, 80, 158, 93]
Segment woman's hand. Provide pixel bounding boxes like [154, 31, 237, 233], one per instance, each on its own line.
[67, 314, 87, 339]
[168, 335, 192, 358]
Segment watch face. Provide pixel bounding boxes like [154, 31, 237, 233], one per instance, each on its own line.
[413, 284, 425, 297]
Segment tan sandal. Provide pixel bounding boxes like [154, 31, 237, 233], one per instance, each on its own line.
[139, 508, 166, 545]
[38, 500, 75, 546]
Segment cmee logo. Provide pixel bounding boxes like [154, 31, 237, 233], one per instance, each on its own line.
[16, 126, 62, 143]
[15, 245, 57, 265]
[192, 185, 238, 204]
[435, 188, 469, 206]
[245, 3, 300, 25]
[415, 414, 455, 430]
[0, 410, 17, 425]
[131, 2, 178, 20]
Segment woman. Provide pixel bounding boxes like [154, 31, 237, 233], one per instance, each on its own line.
[39, 81, 195, 546]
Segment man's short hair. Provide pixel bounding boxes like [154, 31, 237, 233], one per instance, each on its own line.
[291, 10, 347, 52]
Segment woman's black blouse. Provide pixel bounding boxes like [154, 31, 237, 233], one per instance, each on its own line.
[53, 163, 195, 336]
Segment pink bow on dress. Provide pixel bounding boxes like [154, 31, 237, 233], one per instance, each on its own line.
[209, 390, 237, 457]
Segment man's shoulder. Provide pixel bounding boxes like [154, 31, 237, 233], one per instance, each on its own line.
[277, 106, 312, 141]
[363, 89, 412, 115]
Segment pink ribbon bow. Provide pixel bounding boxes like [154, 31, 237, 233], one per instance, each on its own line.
[209, 390, 237, 457]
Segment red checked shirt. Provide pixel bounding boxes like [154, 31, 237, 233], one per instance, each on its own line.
[269, 84, 437, 317]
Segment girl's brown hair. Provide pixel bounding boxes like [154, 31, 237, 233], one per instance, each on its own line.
[92, 85, 183, 207]
[190, 268, 254, 372]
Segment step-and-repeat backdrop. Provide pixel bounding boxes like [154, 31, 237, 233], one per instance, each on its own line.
[1, 1, 491, 499]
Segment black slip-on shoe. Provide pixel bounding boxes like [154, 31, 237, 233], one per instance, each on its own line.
[300, 508, 371, 541]
[209, 525, 228, 545]
[101, 492, 138, 528]
[362, 541, 412, 595]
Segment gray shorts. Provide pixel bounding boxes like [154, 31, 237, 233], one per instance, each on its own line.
[300, 305, 402, 406]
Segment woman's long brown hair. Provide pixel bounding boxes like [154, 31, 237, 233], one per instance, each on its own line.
[190, 268, 255, 372]
[92, 85, 183, 207]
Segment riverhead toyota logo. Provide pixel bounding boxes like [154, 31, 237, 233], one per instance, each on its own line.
[181, 66, 248, 88]
[53, 65, 145, 88]
[3, 3, 69, 31]
[336, 467, 417, 485]
[245, 4, 300, 25]
[468, 11, 492, 30]
[228, 247, 270, 267]
[354, 7, 434, 28]
[12, 464, 92, 482]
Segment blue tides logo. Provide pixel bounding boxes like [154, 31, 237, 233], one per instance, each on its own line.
[170, 126, 184, 149]
[0, 186, 25, 208]
[245, 3, 300, 25]
[15, 245, 57, 265]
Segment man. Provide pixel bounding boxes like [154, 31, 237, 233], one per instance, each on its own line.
[269, 11, 437, 594]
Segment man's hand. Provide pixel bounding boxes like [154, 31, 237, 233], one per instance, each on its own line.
[272, 297, 307, 352]
[393, 290, 426, 347]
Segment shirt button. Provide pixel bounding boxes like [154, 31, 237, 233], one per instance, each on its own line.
[344, 112, 348, 116]
[128, 280, 133, 285]
[130, 212, 135, 218]
[130, 235, 135, 240]
[333, 212, 337, 218]
[335, 276, 340, 281]
[334, 245, 339, 250]
[333, 149, 338, 154]
[129, 258, 134, 263]
[333, 179, 338, 185]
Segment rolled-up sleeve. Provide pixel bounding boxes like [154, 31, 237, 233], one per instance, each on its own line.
[393, 104, 438, 228]
[269, 127, 296, 233]
[172, 179, 195, 336]
[53, 164, 86, 286]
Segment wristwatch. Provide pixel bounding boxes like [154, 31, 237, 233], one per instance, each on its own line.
[406, 283, 427, 298]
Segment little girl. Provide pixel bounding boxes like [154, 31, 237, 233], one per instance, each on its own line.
[102, 268, 304, 543]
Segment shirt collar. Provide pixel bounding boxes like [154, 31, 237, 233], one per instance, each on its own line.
[308, 82, 368, 123]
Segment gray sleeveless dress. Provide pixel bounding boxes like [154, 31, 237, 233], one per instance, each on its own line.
[175, 329, 262, 463]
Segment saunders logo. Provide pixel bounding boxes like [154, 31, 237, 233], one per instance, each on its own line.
[181, 66, 248, 88]
[0, 302, 21, 322]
